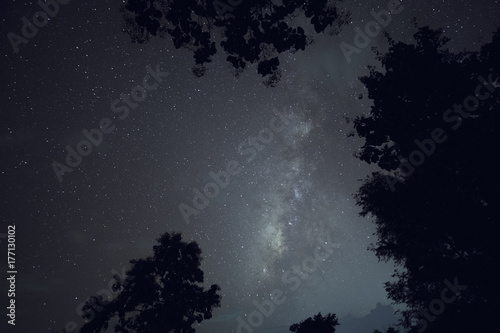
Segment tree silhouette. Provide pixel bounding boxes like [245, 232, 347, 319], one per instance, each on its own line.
[120, 0, 350, 86]
[372, 327, 399, 333]
[78, 232, 221, 333]
[350, 22, 500, 333]
[289, 312, 339, 333]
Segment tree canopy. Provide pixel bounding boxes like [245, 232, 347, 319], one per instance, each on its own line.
[78, 232, 221, 333]
[120, 0, 350, 86]
[289, 312, 339, 333]
[351, 23, 500, 333]
[372, 327, 399, 333]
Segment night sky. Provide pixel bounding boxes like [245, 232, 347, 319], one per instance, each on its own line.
[1, 1, 499, 332]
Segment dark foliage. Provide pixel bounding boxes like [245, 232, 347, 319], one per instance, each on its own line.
[120, 0, 350, 86]
[290, 312, 339, 333]
[78, 232, 221, 333]
[351, 22, 500, 333]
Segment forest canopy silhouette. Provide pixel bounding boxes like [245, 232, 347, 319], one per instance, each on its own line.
[76, 232, 221, 333]
[350, 24, 500, 333]
[119, 0, 351, 86]
[289, 312, 339, 333]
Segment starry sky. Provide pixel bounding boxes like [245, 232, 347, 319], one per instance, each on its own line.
[1, 1, 499, 332]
